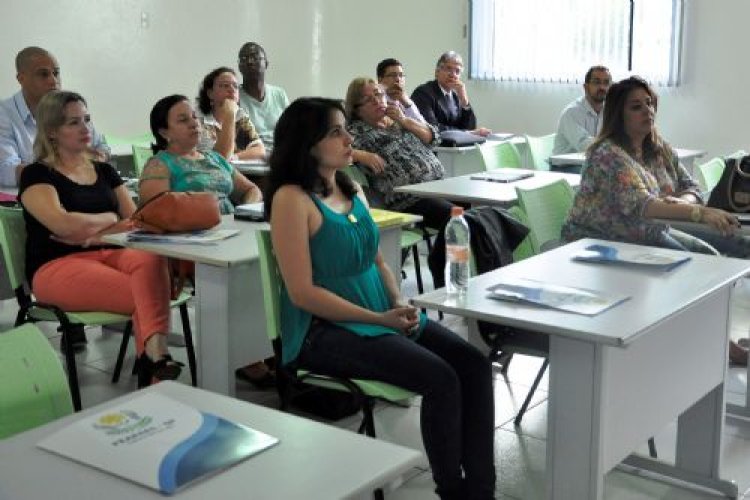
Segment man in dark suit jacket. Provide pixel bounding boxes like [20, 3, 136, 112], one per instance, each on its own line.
[411, 51, 490, 136]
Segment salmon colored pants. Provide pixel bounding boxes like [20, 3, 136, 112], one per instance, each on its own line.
[32, 248, 171, 355]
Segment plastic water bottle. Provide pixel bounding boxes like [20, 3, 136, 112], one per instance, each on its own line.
[445, 206, 470, 296]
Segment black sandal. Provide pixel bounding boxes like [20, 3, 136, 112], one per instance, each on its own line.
[137, 353, 184, 388]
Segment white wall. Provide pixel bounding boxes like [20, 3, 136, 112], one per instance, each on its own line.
[1, 0, 747, 159]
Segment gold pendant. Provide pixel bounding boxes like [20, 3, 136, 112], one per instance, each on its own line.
[347, 213, 358, 224]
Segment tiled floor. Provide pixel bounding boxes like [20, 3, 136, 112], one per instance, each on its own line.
[6, 250, 750, 499]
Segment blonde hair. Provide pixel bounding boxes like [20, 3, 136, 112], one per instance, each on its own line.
[33, 90, 87, 162]
[344, 77, 378, 122]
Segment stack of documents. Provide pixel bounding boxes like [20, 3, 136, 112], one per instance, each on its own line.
[369, 208, 409, 228]
[126, 229, 240, 245]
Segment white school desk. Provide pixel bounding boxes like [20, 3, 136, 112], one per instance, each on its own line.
[436, 135, 528, 177]
[410, 238, 750, 500]
[549, 148, 706, 173]
[0, 381, 421, 500]
[394, 169, 580, 207]
[103, 213, 420, 396]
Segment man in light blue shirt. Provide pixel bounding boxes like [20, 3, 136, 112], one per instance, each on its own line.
[0, 47, 109, 187]
[552, 65, 611, 170]
[237, 42, 289, 151]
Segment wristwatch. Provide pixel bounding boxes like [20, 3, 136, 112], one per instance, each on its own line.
[690, 205, 703, 223]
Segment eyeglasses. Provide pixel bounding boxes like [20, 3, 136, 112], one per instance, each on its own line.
[383, 71, 405, 79]
[357, 89, 385, 107]
[216, 81, 239, 90]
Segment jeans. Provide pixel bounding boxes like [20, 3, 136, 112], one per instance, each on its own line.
[296, 319, 496, 500]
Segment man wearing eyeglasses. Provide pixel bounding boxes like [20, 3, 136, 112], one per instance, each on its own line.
[376, 58, 425, 124]
[552, 65, 611, 157]
[0, 46, 109, 187]
[237, 42, 289, 150]
[411, 51, 490, 136]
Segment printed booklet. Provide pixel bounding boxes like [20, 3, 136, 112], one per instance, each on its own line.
[38, 392, 279, 494]
[487, 277, 630, 316]
[572, 244, 691, 271]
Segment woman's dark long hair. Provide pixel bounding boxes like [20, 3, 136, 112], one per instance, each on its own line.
[197, 66, 236, 115]
[149, 94, 189, 154]
[265, 97, 357, 219]
[589, 76, 671, 164]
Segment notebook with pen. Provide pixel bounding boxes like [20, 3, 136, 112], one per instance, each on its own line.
[470, 171, 534, 183]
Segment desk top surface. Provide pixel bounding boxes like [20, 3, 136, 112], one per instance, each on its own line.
[549, 148, 706, 166]
[231, 160, 270, 176]
[103, 212, 422, 268]
[0, 382, 421, 500]
[411, 238, 750, 346]
[394, 169, 580, 206]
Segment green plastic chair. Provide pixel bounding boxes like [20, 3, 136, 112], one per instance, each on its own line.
[695, 157, 725, 193]
[515, 179, 575, 254]
[479, 141, 522, 170]
[506, 205, 535, 262]
[0, 207, 196, 412]
[256, 230, 415, 439]
[131, 144, 153, 177]
[523, 133, 556, 171]
[0, 323, 74, 439]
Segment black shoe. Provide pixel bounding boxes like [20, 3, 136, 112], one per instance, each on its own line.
[235, 363, 276, 389]
[136, 353, 183, 388]
[59, 325, 87, 353]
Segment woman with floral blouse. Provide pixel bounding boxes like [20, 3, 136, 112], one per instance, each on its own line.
[563, 75, 750, 364]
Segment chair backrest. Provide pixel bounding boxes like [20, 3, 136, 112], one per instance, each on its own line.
[0, 323, 73, 439]
[695, 157, 725, 193]
[515, 179, 575, 254]
[342, 165, 369, 187]
[131, 145, 153, 178]
[479, 141, 522, 171]
[524, 133, 556, 171]
[257, 230, 282, 344]
[505, 205, 535, 262]
[0, 206, 27, 292]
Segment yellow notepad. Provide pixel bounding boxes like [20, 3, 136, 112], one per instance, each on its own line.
[369, 208, 408, 229]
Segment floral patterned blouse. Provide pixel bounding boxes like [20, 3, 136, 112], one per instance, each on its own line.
[348, 119, 443, 210]
[562, 139, 702, 245]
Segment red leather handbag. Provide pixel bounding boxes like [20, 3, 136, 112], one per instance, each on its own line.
[132, 191, 221, 234]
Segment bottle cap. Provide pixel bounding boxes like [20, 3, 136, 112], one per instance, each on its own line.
[450, 206, 464, 217]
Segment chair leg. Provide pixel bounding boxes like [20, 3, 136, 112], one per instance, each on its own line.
[179, 303, 198, 387]
[359, 397, 377, 438]
[61, 323, 82, 412]
[499, 352, 514, 375]
[648, 437, 657, 458]
[411, 245, 424, 295]
[111, 322, 133, 383]
[514, 358, 548, 426]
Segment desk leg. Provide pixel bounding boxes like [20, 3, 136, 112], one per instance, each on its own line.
[379, 227, 403, 287]
[195, 261, 272, 396]
[546, 336, 604, 500]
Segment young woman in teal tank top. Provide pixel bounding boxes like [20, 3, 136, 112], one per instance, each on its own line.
[266, 97, 495, 500]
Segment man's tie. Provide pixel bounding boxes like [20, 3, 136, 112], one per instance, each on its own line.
[444, 92, 458, 122]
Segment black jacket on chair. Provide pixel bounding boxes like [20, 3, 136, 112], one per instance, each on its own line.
[427, 206, 528, 289]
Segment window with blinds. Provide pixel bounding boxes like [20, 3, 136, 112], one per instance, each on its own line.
[470, 0, 683, 86]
